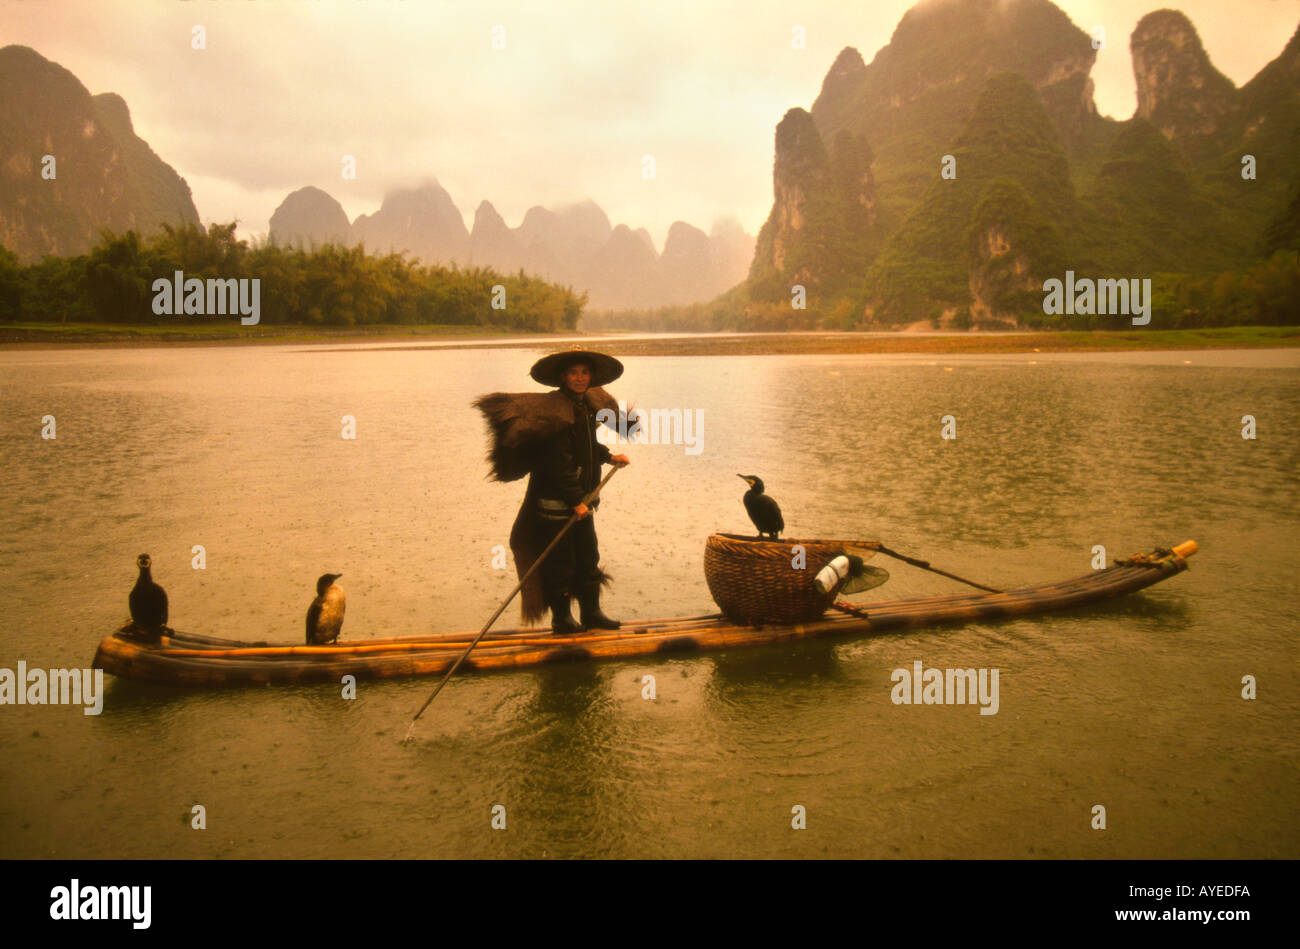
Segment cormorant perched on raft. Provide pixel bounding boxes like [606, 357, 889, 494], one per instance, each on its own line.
[129, 553, 169, 638]
[306, 574, 346, 645]
[738, 474, 784, 539]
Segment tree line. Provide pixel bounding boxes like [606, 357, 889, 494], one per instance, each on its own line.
[584, 249, 1300, 332]
[4, 221, 1294, 334]
[0, 222, 587, 331]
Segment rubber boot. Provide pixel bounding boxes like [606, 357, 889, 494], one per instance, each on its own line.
[549, 594, 583, 636]
[578, 586, 620, 630]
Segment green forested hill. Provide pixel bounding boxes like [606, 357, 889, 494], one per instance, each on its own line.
[721, 0, 1300, 331]
[863, 73, 1074, 323]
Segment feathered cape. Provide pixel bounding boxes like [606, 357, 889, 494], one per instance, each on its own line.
[473, 387, 620, 482]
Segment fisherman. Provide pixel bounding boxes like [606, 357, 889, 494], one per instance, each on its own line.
[474, 347, 630, 634]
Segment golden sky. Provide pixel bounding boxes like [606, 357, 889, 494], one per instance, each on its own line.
[2, 0, 1295, 247]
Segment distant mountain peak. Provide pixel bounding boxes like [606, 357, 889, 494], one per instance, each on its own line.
[710, 216, 747, 240]
[663, 221, 709, 260]
[632, 227, 656, 256]
[265, 185, 751, 309]
[818, 47, 867, 108]
[0, 44, 198, 260]
[473, 199, 506, 227]
[351, 180, 469, 264]
[269, 187, 351, 249]
[554, 199, 613, 232]
[811, 0, 1097, 167]
[89, 91, 133, 133]
[1131, 8, 1236, 140]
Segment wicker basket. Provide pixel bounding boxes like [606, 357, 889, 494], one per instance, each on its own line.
[704, 533, 850, 625]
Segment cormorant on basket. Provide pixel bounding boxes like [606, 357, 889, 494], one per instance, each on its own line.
[738, 474, 783, 539]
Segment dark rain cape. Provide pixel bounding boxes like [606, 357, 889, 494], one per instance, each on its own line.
[473, 386, 621, 623]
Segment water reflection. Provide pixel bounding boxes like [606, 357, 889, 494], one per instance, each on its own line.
[503, 663, 636, 856]
[709, 637, 845, 692]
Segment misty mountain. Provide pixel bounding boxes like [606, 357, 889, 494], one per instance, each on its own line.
[351, 182, 471, 265]
[269, 187, 754, 310]
[268, 186, 353, 249]
[0, 42, 753, 313]
[0, 45, 199, 263]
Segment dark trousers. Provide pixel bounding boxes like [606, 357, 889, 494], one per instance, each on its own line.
[537, 512, 601, 603]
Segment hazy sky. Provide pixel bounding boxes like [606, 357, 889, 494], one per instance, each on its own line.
[3, 0, 1296, 249]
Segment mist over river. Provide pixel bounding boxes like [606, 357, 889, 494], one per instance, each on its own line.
[0, 340, 1296, 858]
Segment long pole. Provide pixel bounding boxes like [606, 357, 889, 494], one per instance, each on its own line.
[873, 544, 1001, 593]
[403, 466, 620, 740]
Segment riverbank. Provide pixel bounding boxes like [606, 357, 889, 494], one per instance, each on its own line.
[0, 322, 1296, 354]
[559, 326, 1300, 357]
[0, 321, 522, 347]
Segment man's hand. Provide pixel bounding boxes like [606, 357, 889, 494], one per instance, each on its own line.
[576, 456, 627, 517]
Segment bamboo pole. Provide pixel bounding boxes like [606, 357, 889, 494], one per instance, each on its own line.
[403, 466, 621, 740]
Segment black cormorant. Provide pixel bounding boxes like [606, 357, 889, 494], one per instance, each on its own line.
[306, 574, 346, 645]
[738, 474, 784, 539]
[129, 553, 169, 636]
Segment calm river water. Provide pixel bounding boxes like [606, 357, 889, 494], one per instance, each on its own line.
[0, 340, 1296, 858]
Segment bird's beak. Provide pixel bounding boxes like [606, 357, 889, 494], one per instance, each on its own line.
[737, 474, 747, 481]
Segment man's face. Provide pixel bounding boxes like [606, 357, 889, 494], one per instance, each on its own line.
[563, 362, 591, 395]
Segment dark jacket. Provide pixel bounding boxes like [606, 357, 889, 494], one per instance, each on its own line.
[530, 389, 612, 508]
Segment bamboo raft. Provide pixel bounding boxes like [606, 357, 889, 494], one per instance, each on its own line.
[92, 541, 1197, 687]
